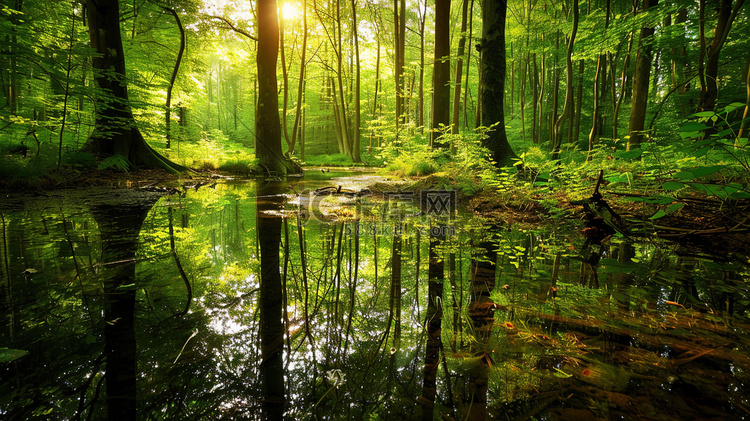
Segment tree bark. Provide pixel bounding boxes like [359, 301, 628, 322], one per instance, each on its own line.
[697, 0, 746, 111]
[451, 0, 471, 135]
[480, 0, 516, 167]
[256, 0, 295, 174]
[431, 0, 452, 148]
[351, 0, 362, 162]
[627, 0, 658, 151]
[552, 1, 577, 161]
[85, 0, 186, 173]
[160, 6, 185, 150]
[257, 183, 286, 420]
[290, 0, 308, 154]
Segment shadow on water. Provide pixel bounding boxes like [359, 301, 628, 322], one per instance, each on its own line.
[1, 175, 750, 420]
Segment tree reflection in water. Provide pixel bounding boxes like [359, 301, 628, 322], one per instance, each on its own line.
[256, 182, 286, 420]
[2, 181, 750, 420]
[90, 192, 161, 420]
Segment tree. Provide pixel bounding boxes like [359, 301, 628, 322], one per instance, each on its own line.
[627, 0, 658, 151]
[84, 0, 186, 173]
[697, 0, 746, 111]
[255, 0, 296, 175]
[451, 0, 470, 135]
[480, 0, 516, 167]
[551, 0, 578, 161]
[430, 0, 451, 148]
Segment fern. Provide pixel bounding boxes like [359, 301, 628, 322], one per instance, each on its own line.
[97, 154, 131, 172]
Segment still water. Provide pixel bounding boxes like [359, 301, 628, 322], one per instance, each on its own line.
[1, 173, 749, 420]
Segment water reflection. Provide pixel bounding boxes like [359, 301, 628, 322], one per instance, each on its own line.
[1, 178, 749, 420]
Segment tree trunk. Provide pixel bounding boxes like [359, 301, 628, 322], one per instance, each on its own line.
[697, 0, 746, 111]
[418, 0, 427, 130]
[291, 0, 308, 153]
[480, 0, 516, 167]
[256, 0, 295, 174]
[85, 0, 186, 173]
[160, 6, 185, 150]
[419, 226, 445, 420]
[431, 0, 451, 148]
[334, 0, 352, 158]
[552, 0, 578, 161]
[612, 33, 634, 141]
[738, 53, 750, 141]
[256, 183, 286, 420]
[627, 0, 658, 151]
[451, 0, 470, 135]
[351, 0, 362, 162]
[393, 0, 406, 137]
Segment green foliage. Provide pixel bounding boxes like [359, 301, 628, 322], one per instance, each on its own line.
[97, 154, 130, 171]
[379, 135, 439, 177]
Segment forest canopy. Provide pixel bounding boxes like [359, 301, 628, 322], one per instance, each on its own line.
[0, 0, 748, 182]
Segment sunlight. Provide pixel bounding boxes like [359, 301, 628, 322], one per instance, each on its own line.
[281, 1, 299, 20]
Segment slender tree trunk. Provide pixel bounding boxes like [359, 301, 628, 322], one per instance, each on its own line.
[612, 33, 634, 140]
[431, 0, 451, 148]
[160, 6, 185, 150]
[573, 59, 584, 144]
[418, 0, 426, 130]
[291, 0, 308, 152]
[463, 0, 476, 129]
[420, 226, 445, 420]
[738, 54, 750, 141]
[627, 0, 658, 150]
[466, 229, 497, 421]
[334, 0, 352, 157]
[351, 0, 361, 161]
[451, 0, 470, 134]
[552, 0, 578, 161]
[393, 0, 405, 137]
[280, 5, 292, 149]
[697, 0, 746, 111]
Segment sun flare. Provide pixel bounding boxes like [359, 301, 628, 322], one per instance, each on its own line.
[281, 2, 299, 20]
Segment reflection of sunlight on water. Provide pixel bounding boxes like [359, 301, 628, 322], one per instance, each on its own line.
[205, 274, 259, 335]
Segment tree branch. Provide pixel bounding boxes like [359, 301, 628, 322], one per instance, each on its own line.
[206, 15, 258, 41]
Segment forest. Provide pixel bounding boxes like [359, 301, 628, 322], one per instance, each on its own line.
[2, 0, 750, 420]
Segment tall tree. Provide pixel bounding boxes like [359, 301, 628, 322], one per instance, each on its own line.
[552, 0, 578, 161]
[159, 5, 185, 150]
[451, 0, 470, 135]
[85, 0, 185, 172]
[431, 0, 451, 148]
[480, 0, 516, 166]
[351, 0, 362, 162]
[255, 0, 295, 174]
[393, 0, 406, 136]
[627, 0, 658, 151]
[697, 0, 746, 111]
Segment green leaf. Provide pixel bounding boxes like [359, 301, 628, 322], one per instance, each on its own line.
[614, 149, 643, 160]
[692, 111, 716, 118]
[673, 171, 694, 180]
[681, 122, 710, 131]
[649, 210, 667, 220]
[667, 203, 685, 213]
[661, 181, 684, 191]
[724, 102, 745, 113]
[691, 165, 724, 178]
[0, 347, 28, 363]
[605, 172, 632, 183]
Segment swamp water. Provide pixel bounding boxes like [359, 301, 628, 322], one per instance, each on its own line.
[1, 172, 749, 420]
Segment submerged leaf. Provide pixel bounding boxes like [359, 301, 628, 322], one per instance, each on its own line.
[0, 348, 28, 363]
